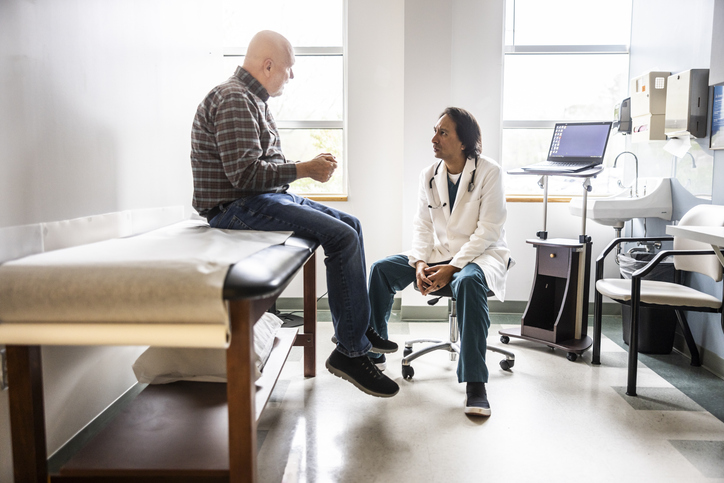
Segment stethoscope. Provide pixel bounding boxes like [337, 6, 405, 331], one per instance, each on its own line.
[427, 156, 478, 209]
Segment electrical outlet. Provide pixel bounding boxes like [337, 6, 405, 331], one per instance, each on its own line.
[0, 348, 7, 390]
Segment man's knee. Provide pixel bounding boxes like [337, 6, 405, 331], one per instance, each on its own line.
[346, 214, 362, 233]
[370, 258, 391, 279]
[454, 269, 487, 296]
[371, 255, 409, 283]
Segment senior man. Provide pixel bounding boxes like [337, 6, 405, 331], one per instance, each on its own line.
[190, 30, 398, 398]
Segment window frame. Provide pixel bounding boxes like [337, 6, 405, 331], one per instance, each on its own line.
[502, 2, 632, 200]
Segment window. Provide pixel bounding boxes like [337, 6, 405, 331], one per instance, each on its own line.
[222, 0, 345, 197]
[503, 0, 632, 196]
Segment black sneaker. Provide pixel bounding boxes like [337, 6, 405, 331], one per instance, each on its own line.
[368, 354, 387, 371]
[365, 326, 398, 354]
[464, 382, 491, 417]
[326, 349, 399, 398]
[330, 326, 399, 354]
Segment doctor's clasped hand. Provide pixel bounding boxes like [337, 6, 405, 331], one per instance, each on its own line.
[415, 260, 460, 296]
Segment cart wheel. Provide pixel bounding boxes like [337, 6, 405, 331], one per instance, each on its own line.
[567, 352, 578, 362]
[499, 360, 512, 371]
[500, 336, 510, 344]
[402, 365, 414, 380]
[403, 347, 413, 357]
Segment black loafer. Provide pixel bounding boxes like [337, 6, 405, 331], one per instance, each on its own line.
[326, 349, 399, 398]
[331, 326, 399, 354]
[368, 354, 387, 371]
[365, 326, 398, 354]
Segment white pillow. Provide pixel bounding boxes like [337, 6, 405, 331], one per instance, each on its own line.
[132, 312, 283, 384]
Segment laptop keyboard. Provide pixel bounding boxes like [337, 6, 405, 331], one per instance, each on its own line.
[521, 161, 596, 173]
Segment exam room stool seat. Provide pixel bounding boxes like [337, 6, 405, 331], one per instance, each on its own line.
[402, 284, 515, 380]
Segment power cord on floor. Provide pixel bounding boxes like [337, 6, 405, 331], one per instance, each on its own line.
[270, 291, 328, 327]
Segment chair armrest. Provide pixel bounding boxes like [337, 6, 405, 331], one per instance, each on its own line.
[596, 236, 674, 264]
[630, 249, 716, 280]
[594, 236, 674, 283]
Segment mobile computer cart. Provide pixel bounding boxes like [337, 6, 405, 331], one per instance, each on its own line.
[499, 166, 602, 361]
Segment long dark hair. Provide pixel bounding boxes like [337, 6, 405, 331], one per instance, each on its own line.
[439, 107, 482, 160]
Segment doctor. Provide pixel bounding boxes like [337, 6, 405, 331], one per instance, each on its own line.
[367, 107, 511, 416]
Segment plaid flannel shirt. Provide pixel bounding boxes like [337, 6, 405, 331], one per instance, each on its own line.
[190, 67, 297, 216]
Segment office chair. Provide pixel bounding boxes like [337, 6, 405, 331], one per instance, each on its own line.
[592, 204, 724, 396]
[402, 283, 515, 380]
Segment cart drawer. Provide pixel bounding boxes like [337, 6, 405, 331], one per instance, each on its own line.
[537, 245, 570, 278]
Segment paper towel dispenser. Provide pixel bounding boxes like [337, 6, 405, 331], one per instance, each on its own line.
[630, 71, 670, 142]
[665, 69, 710, 138]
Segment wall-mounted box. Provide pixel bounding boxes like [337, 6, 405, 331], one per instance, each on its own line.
[632, 113, 666, 143]
[630, 71, 670, 117]
[630, 71, 670, 143]
[665, 69, 710, 138]
[710, 0, 724, 86]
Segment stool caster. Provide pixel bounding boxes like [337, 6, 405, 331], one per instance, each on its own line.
[500, 335, 510, 344]
[402, 364, 414, 380]
[567, 352, 578, 362]
[403, 346, 413, 357]
[499, 359, 514, 371]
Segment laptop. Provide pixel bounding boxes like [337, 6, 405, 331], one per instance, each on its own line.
[522, 121, 613, 173]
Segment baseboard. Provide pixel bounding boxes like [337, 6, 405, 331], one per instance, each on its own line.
[275, 297, 404, 312]
[401, 304, 448, 321]
[673, 332, 724, 381]
[275, 298, 622, 320]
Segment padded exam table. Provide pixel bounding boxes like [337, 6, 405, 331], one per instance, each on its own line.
[0, 222, 319, 483]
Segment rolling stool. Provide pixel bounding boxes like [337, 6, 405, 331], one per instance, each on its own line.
[402, 284, 515, 380]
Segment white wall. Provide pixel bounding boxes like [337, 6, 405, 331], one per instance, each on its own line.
[333, 0, 406, 266]
[0, 0, 223, 228]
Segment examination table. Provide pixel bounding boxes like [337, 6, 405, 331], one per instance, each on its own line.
[0, 219, 319, 483]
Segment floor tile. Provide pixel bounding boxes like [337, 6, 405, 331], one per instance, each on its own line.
[669, 440, 724, 478]
[612, 386, 705, 411]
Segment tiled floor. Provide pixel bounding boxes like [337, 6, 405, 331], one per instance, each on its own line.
[257, 313, 724, 483]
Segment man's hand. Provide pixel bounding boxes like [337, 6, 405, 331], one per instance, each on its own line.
[296, 153, 337, 183]
[417, 262, 460, 296]
[415, 261, 430, 294]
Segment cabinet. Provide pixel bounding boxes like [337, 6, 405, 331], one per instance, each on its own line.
[500, 238, 593, 361]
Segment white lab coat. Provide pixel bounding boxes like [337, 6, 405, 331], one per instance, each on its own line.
[407, 155, 512, 301]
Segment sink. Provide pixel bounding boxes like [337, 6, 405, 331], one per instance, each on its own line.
[569, 178, 672, 228]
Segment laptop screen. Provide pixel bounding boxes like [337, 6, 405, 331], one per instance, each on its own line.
[546, 122, 613, 164]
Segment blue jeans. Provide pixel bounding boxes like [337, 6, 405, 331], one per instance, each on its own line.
[368, 254, 491, 383]
[209, 193, 372, 357]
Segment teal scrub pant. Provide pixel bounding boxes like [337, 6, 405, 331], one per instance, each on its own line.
[368, 254, 491, 383]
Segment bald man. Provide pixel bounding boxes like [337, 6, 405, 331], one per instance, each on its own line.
[190, 31, 399, 398]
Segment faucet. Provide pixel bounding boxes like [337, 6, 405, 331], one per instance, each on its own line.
[613, 151, 639, 197]
[672, 152, 696, 177]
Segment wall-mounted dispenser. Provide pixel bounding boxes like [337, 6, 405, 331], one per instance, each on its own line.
[664, 69, 710, 138]
[613, 97, 631, 134]
[630, 71, 670, 142]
